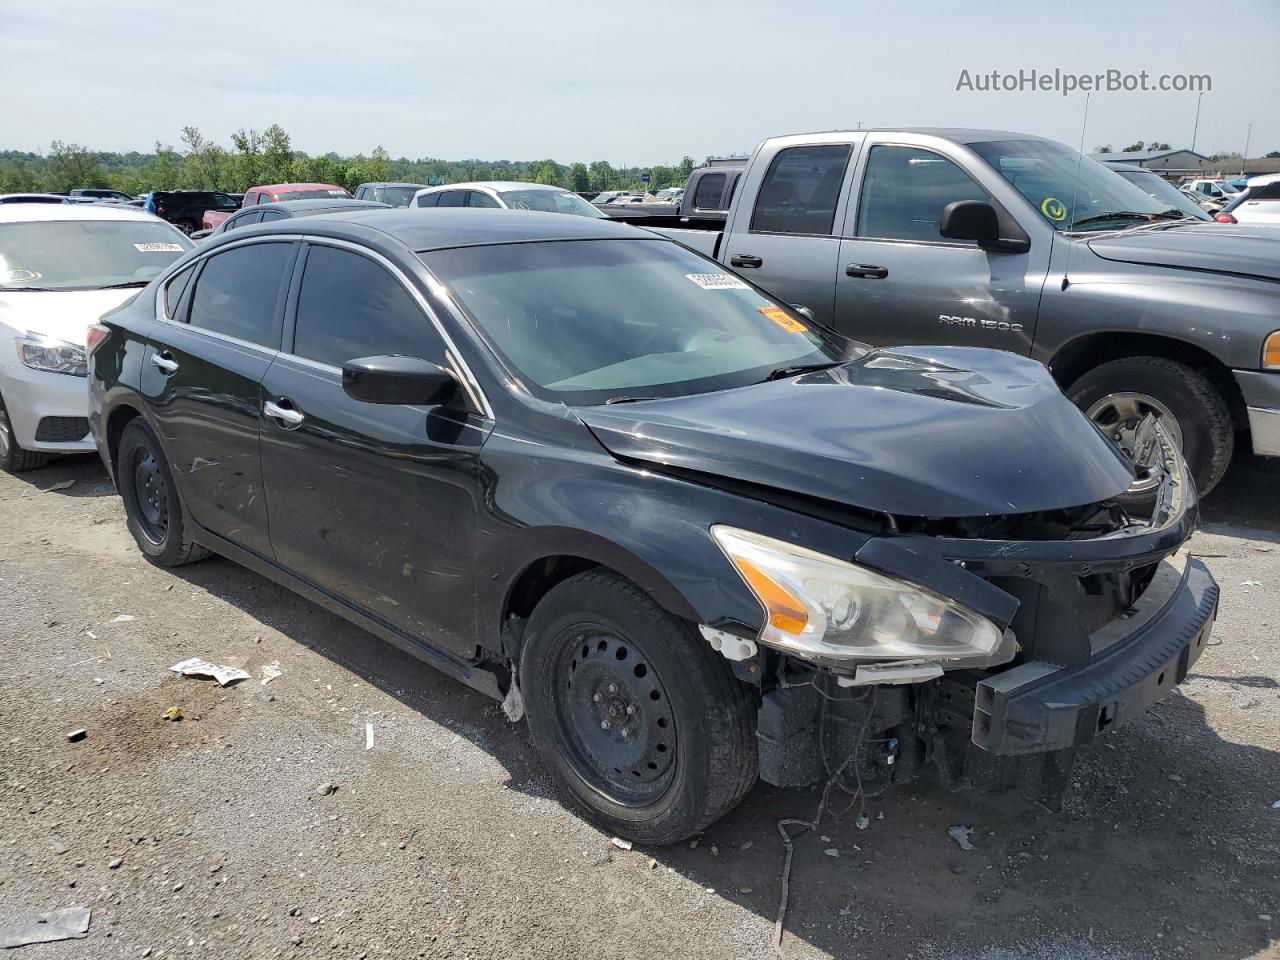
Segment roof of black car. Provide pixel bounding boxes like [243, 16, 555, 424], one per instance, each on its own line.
[255, 198, 390, 214]
[303, 208, 645, 251]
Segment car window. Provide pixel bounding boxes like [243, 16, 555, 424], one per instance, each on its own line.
[164, 264, 196, 319]
[415, 192, 440, 208]
[750, 144, 852, 235]
[376, 186, 420, 207]
[227, 211, 263, 230]
[292, 245, 445, 370]
[436, 191, 466, 208]
[355, 187, 368, 200]
[856, 145, 990, 243]
[186, 242, 291, 347]
[259, 210, 288, 222]
[467, 191, 501, 208]
[1251, 182, 1280, 202]
[214, 194, 240, 209]
[692, 173, 725, 210]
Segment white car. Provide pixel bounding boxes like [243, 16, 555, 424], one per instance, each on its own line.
[0, 203, 192, 472]
[410, 182, 606, 218]
[1221, 173, 1280, 225]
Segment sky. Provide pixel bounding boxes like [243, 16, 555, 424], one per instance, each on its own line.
[2, 0, 1278, 165]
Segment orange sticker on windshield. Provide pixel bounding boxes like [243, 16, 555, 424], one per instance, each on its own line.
[759, 305, 808, 333]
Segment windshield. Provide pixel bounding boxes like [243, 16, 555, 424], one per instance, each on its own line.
[0, 219, 192, 291]
[971, 140, 1184, 231]
[376, 186, 420, 207]
[423, 238, 854, 405]
[500, 189, 605, 218]
[1115, 170, 1210, 221]
[275, 188, 350, 201]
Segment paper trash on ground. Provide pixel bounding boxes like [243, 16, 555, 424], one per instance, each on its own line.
[170, 657, 250, 687]
[1, 906, 91, 948]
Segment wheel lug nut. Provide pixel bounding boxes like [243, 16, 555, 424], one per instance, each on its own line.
[592, 693, 601, 703]
[626, 706, 635, 716]
[600, 721, 609, 730]
[608, 684, 617, 694]
[621, 729, 629, 739]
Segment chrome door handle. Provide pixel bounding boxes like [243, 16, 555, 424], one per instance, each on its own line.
[151, 353, 179, 374]
[263, 399, 304, 427]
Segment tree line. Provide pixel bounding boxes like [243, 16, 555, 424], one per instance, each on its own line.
[0, 125, 705, 197]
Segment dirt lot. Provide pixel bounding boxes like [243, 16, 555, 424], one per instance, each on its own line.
[1, 451, 1277, 960]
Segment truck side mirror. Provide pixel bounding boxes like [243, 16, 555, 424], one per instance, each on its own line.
[939, 200, 999, 244]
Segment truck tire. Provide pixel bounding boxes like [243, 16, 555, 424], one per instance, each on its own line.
[0, 393, 52, 473]
[117, 420, 210, 567]
[520, 569, 757, 845]
[1067, 356, 1233, 496]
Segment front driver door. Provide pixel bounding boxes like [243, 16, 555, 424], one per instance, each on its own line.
[834, 141, 1044, 351]
[258, 241, 493, 658]
[140, 239, 296, 557]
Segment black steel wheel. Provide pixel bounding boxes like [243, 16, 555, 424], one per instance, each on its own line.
[116, 420, 210, 567]
[521, 570, 756, 845]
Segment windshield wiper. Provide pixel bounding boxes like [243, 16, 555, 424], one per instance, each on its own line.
[605, 396, 659, 404]
[1069, 210, 1182, 229]
[95, 281, 150, 290]
[761, 360, 845, 382]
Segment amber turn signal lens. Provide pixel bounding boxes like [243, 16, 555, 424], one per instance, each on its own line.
[732, 557, 809, 635]
[1264, 331, 1280, 370]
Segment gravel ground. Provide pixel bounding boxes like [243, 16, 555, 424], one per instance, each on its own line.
[1, 452, 1277, 960]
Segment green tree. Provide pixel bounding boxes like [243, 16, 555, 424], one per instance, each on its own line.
[45, 141, 104, 192]
[587, 160, 616, 191]
[568, 162, 589, 192]
[150, 142, 183, 190]
[1148, 141, 1171, 151]
[1265, 150, 1280, 158]
[678, 156, 695, 179]
[1122, 141, 1145, 152]
[1093, 144, 1113, 154]
[262, 124, 293, 182]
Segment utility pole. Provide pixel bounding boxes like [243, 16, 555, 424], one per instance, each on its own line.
[1190, 91, 1203, 152]
[1241, 123, 1252, 176]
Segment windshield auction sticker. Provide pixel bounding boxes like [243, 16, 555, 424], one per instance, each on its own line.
[686, 273, 750, 290]
[1040, 197, 1068, 222]
[758, 305, 808, 333]
[134, 242, 185, 252]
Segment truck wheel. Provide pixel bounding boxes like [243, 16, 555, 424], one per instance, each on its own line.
[176, 219, 198, 235]
[520, 570, 757, 845]
[1068, 357, 1233, 496]
[117, 420, 210, 567]
[0, 394, 52, 473]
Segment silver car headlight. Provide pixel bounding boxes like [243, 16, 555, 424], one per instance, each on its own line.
[711, 525, 1003, 663]
[16, 334, 88, 377]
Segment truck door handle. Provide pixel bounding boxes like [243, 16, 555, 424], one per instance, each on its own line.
[150, 352, 179, 375]
[846, 263, 888, 279]
[730, 254, 763, 268]
[263, 398, 304, 428]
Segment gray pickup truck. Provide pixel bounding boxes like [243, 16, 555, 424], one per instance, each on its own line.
[618, 129, 1280, 494]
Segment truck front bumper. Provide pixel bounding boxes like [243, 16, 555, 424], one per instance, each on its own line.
[1233, 369, 1280, 458]
[972, 550, 1217, 755]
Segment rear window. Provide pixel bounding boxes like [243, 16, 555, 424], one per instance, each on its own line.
[692, 173, 726, 210]
[274, 189, 350, 201]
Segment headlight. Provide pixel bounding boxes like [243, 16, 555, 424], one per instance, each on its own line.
[16, 335, 87, 377]
[711, 525, 1003, 663]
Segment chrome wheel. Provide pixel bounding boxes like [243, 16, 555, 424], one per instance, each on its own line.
[1086, 392, 1184, 493]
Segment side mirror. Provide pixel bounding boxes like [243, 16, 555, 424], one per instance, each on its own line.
[939, 200, 1031, 253]
[342, 355, 457, 405]
[939, 200, 1000, 244]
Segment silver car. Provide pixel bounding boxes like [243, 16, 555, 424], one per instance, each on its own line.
[412, 182, 606, 218]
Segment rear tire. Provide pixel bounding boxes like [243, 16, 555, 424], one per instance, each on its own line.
[520, 570, 757, 845]
[117, 420, 210, 567]
[0, 393, 52, 473]
[1067, 356, 1233, 496]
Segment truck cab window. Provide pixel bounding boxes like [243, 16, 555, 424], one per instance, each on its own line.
[692, 173, 725, 210]
[292, 245, 445, 370]
[750, 144, 851, 235]
[856, 146, 989, 243]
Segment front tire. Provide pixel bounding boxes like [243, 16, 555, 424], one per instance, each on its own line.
[520, 570, 757, 845]
[0, 393, 52, 473]
[1067, 356, 1234, 496]
[117, 420, 210, 567]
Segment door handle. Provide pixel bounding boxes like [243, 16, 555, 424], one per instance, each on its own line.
[150, 352, 179, 375]
[845, 263, 888, 279]
[730, 254, 763, 268]
[263, 399, 304, 428]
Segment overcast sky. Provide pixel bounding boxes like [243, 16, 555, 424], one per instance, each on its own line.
[2, 0, 1277, 164]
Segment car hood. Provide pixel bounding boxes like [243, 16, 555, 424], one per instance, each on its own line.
[576, 346, 1136, 518]
[0, 288, 139, 347]
[1086, 223, 1280, 282]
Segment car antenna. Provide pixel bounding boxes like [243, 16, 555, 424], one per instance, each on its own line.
[1061, 91, 1091, 292]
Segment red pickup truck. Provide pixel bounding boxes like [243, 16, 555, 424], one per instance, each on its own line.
[202, 182, 351, 230]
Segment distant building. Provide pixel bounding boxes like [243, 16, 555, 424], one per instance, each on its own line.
[1092, 149, 1212, 179]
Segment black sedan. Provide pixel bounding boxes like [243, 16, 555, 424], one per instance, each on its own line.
[87, 210, 1215, 843]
